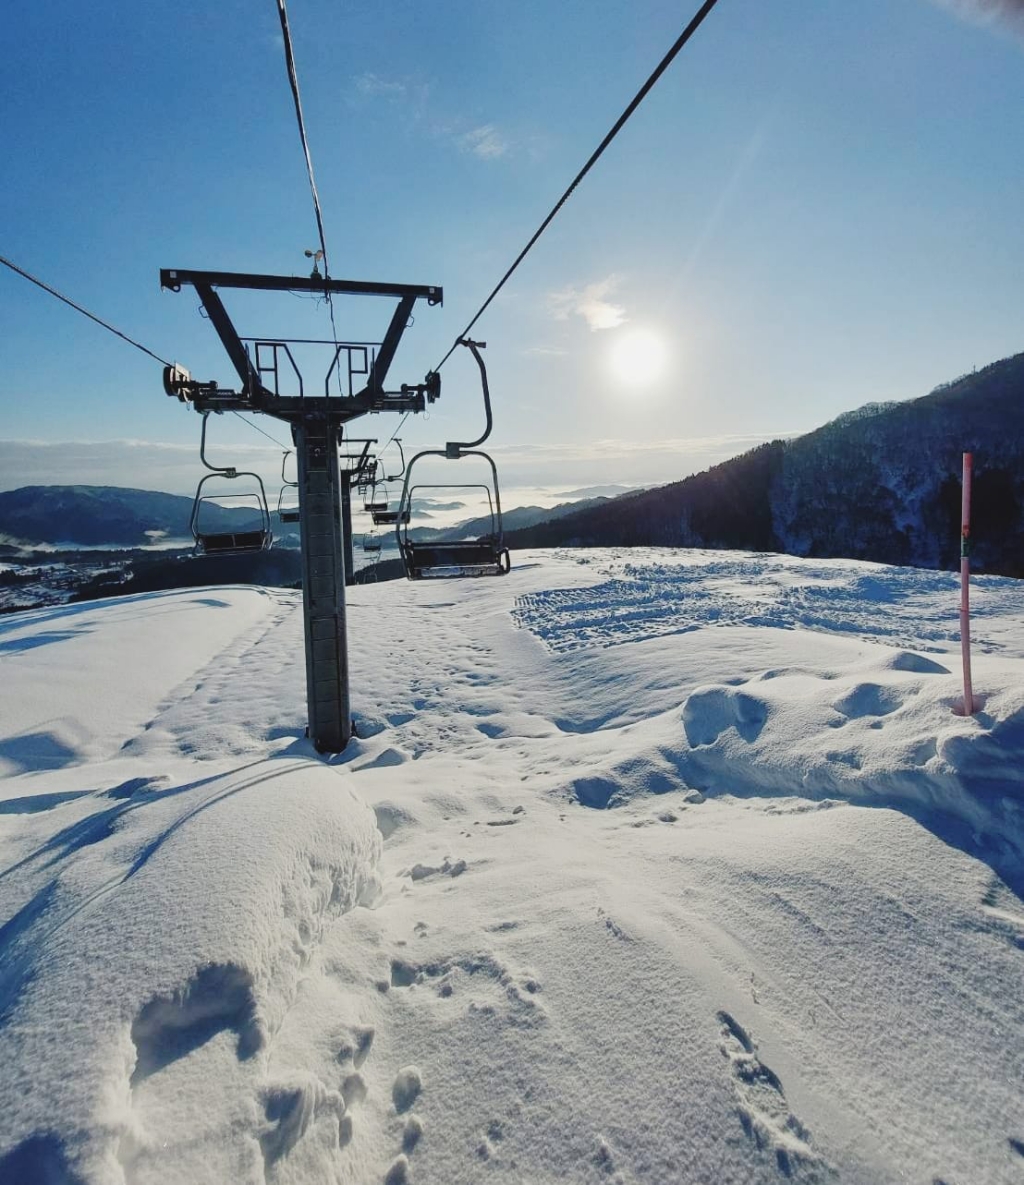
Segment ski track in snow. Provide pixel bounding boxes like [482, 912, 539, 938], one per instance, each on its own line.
[0, 548, 1022, 1184]
[513, 551, 1020, 654]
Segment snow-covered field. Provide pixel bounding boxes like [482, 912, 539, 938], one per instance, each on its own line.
[0, 549, 1021, 1185]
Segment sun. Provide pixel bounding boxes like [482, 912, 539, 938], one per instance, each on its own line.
[608, 327, 669, 387]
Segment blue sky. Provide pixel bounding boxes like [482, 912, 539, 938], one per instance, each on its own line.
[2, 0, 1023, 496]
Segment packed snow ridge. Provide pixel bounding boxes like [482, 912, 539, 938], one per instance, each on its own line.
[0, 549, 1021, 1184]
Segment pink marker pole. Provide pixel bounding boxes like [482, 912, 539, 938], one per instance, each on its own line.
[960, 452, 974, 715]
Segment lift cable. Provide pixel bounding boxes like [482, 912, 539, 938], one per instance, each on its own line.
[275, 0, 330, 272]
[379, 410, 411, 460]
[432, 0, 722, 374]
[2, 252, 291, 458]
[230, 410, 290, 450]
[0, 252, 172, 368]
[274, 0, 345, 393]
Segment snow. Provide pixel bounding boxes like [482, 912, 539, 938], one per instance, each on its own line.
[0, 548, 1022, 1184]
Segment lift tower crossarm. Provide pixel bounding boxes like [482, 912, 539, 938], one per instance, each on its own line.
[160, 270, 442, 303]
[160, 269, 443, 414]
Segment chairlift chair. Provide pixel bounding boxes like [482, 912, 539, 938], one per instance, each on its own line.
[367, 441, 410, 524]
[371, 506, 410, 526]
[397, 473, 510, 578]
[190, 413, 273, 555]
[363, 480, 390, 514]
[380, 439, 406, 483]
[395, 339, 510, 580]
[277, 450, 300, 524]
[362, 531, 383, 554]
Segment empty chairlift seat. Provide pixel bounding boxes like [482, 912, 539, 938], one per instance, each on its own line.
[277, 451, 301, 524]
[189, 413, 273, 555]
[395, 337, 510, 579]
[192, 487, 273, 554]
[396, 467, 511, 580]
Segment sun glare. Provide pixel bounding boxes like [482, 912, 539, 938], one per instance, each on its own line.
[608, 328, 669, 387]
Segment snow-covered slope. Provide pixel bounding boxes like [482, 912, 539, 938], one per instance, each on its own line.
[0, 551, 1021, 1184]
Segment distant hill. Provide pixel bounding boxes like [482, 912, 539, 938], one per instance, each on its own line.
[505, 353, 1024, 577]
[0, 486, 265, 547]
[0, 484, 609, 554]
[379, 496, 613, 551]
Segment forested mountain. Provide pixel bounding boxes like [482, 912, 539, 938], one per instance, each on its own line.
[0, 486, 196, 546]
[506, 352, 1024, 576]
[0, 486, 271, 547]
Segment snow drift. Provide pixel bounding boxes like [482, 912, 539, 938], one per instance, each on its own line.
[1, 551, 1021, 1184]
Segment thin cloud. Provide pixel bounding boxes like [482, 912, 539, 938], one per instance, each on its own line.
[523, 345, 568, 357]
[492, 435, 793, 465]
[548, 276, 628, 332]
[354, 73, 408, 99]
[459, 124, 509, 160]
[0, 439, 281, 497]
[354, 79, 510, 158]
[487, 434, 795, 490]
[929, 0, 1024, 31]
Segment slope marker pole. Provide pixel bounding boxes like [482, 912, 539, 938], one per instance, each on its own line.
[959, 452, 975, 716]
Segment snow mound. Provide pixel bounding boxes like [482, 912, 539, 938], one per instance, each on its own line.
[514, 555, 1024, 883]
[0, 756, 381, 1182]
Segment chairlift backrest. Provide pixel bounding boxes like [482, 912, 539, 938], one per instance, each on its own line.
[191, 480, 273, 554]
[393, 339, 510, 579]
[190, 412, 273, 554]
[395, 451, 509, 579]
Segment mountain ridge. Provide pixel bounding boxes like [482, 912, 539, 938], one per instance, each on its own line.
[505, 351, 1024, 577]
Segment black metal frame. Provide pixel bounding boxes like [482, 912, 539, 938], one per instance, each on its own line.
[160, 269, 442, 421]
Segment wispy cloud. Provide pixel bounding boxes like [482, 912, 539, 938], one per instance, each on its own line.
[355, 72, 409, 100]
[352, 75, 513, 160]
[0, 439, 281, 497]
[488, 434, 796, 489]
[0, 433, 798, 501]
[548, 276, 628, 332]
[458, 124, 509, 160]
[928, 0, 1024, 32]
[523, 345, 568, 357]
[351, 73, 432, 120]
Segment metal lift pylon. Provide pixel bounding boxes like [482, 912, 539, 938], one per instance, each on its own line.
[160, 268, 442, 752]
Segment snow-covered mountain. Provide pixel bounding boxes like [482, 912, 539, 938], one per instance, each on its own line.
[1, 549, 1021, 1183]
[507, 352, 1024, 576]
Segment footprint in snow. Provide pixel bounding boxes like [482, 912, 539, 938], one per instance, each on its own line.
[341, 1071, 368, 1108]
[402, 1114, 424, 1153]
[716, 1010, 833, 1179]
[389, 952, 543, 1013]
[406, 856, 467, 880]
[392, 1065, 422, 1113]
[380, 1071, 424, 1183]
[383, 1153, 410, 1184]
[259, 1074, 345, 1166]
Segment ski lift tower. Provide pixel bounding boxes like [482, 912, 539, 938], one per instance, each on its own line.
[160, 268, 442, 753]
